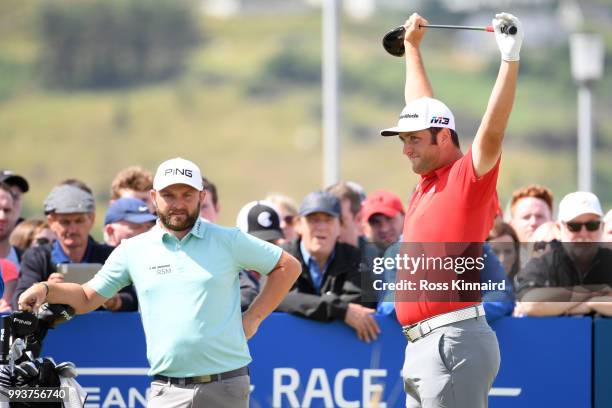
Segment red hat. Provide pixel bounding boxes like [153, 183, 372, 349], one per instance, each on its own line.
[361, 190, 404, 222]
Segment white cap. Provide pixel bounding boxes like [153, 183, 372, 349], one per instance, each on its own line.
[153, 157, 203, 191]
[381, 97, 455, 136]
[558, 191, 603, 222]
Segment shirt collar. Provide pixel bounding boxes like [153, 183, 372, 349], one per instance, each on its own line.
[420, 159, 455, 181]
[153, 217, 207, 242]
[51, 236, 94, 264]
[300, 239, 312, 265]
[299, 239, 335, 270]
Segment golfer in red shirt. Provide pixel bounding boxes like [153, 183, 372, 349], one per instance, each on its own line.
[380, 12, 522, 408]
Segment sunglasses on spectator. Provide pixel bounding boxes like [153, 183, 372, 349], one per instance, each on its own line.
[283, 215, 296, 225]
[565, 221, 601, 233]
[35, 237, 54, 246]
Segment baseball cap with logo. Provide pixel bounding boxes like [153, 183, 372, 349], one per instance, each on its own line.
[299, 191, 341, 218]
[0, 170, 29, 193]
[361, 189, 405, 222]
[558, 191, 603, 222]
[153, 157, 203, 191]
[104, 198, 157, 226]
[44, 185, 95, 214]
[380, 96, 455, 137]
[236, 200, 283, 242]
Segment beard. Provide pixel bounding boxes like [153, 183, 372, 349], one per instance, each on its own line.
[158, 200, 200, 232]
[563, 241, 600, 263]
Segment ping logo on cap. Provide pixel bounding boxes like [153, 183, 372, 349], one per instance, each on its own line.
[164, 168, 193, 177]
[430, 116, 450, 125]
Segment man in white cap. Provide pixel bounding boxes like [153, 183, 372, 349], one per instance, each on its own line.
[515, 191, 612, 317]
[380, 12, 523, 408]
[18, 157, 301, 408]
[603, 209, 612, 247]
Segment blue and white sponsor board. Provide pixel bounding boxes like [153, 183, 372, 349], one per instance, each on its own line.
[41, 313, 591, 408]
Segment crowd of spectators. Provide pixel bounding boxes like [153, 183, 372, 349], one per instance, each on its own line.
[1, 167, 612, 341]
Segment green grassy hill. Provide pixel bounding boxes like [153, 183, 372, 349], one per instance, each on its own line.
[1, 4, 611, 236]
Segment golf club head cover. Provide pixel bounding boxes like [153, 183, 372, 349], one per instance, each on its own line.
[37, 303, 75, 329]
[10, 311, 38, 339]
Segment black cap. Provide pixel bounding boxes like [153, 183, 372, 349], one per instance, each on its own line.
[299, 191, 341, 218]
[236, 200, 283, 242]
[0, 170, 29, 193]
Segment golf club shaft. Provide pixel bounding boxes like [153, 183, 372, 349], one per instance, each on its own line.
[420, 24, 494, 32]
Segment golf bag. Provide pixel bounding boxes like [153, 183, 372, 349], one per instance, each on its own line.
[0, 304, 86, 407]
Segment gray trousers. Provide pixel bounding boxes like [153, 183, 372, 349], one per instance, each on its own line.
[147, 375, 250, 408]
[402, 316, 500, 408]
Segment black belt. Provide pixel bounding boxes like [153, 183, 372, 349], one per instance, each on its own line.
[154, 366, 249, 386]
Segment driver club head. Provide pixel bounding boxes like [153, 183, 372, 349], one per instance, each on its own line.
[382, 26, 406, 57]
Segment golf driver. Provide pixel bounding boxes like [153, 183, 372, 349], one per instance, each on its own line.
[383, 24, 517, 57]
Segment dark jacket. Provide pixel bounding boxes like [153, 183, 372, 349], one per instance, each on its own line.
[277, 238, 367, 322]
[516, 241, 612, 300]
[240, 270, 261, 312]
[12, 238, 138, 311]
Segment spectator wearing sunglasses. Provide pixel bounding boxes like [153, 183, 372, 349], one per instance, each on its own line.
[266, 193, 299, 244]
[9, 219, 56, 252]
[514, 192, 612, 317]
[604, 210, 612, 248]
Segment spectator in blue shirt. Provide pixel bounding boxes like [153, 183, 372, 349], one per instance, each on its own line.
[278, 191, 380, 342]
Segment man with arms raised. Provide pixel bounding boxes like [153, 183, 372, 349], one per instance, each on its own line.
[380, 12, 522, 407]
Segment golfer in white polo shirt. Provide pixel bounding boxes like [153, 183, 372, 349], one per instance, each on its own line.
[18, 157, 301, 408]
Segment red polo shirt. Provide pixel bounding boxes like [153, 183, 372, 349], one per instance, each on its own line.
[395, 147, 500, 326]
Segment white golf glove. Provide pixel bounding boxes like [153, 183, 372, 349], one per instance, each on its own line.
[493, 12, 523, 61]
